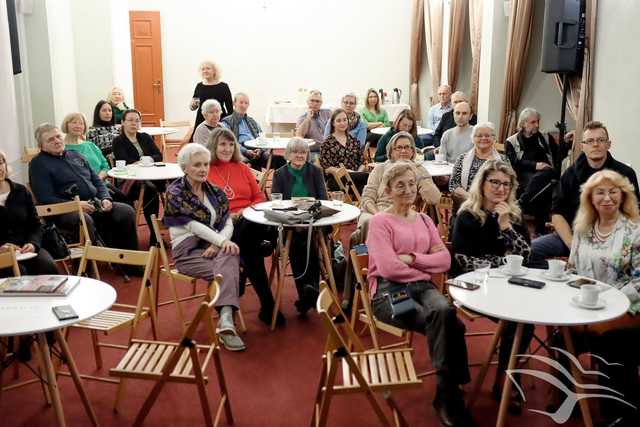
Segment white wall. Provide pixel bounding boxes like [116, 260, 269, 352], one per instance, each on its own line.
[592, 0, 640, 169]
[127, 0, 413, 128]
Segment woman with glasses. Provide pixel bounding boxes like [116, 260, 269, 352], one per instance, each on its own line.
[451, 159, 532, 414]
[112, 109, 164, 246]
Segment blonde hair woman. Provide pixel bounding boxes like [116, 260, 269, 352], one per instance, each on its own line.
[61, 112, 110, 180]
[190, 60, 233, 139]
[360, 88, 390, 148]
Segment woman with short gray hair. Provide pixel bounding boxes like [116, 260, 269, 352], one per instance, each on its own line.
[193, 99, 223, 145]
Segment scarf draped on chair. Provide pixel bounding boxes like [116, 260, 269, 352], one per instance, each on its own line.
[346, 112, 362, 132]
[164, 176, 229, 232]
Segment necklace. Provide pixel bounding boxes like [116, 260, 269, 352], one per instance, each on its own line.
[212, 165, 235, 200]
[594, 219, 616, 241]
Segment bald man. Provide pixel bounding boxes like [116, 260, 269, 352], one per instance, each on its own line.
[439, 101, 474, 163]
[432, 91, 477, 147]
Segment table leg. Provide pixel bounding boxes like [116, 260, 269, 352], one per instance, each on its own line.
[37, 333, 66, 427]
[468, 319, 506, 408]
[561, 326, 593, 427]
[54, 329, 99, 426]
[316, 231, 337, 295]
[496, 323, 524, 427]
[135, 184, 146, 227]
[271, 230, 292, 331]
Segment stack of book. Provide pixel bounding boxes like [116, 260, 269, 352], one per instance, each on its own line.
[0, 275, 80, 297]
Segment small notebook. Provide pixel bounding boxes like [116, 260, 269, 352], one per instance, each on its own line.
[0, 276, 80, 297]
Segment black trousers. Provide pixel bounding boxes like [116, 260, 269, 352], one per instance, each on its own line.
[127, 180, 165, 246]
[365, 131, 381, 148]
[372, 280, 470, 387]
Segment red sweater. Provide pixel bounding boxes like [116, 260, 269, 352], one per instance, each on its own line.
[208, 161, 265, 214]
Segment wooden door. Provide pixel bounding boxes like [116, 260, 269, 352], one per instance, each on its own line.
[129, 11, 164, 126]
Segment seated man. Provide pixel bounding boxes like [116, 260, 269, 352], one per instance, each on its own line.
[439, 101, 474, 163]
[29, 123, 138, 253]
[505, 108, 568, 233]
[426, 84, 452, 130]
[323, 93, 367, 148]
[221, 92, 284, 170]
[529, 120, 640, 267]
[295, 89, 331, 145]
[432, 91, 478, 148]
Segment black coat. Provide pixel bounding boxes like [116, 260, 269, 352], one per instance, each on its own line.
[271, 162, 327, 200]
[112, 132, 162, 164]
[0, 180, 43, 250]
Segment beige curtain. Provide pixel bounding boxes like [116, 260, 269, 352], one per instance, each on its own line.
[424, 0, 444, 105]
[498, 0, 535, 144]
[554, 0, 597, 161]
[409, 0, 425, 116]
[468, 0, 483, 112]
[447, 0, 468, 92]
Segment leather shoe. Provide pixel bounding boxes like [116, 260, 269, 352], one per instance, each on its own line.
[433, 389, 475, 427]
[258, 309, 285, 327]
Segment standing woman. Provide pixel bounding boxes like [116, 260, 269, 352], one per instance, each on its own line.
[87, 100, 120, 156]
[360, 88, 389, 148]
[107, 86, 130, 125]
[190, 60, 233, 139]
[320, 108, 368, 192]
[61, 112, 110, 180]
[0, 150, 58, 276]
[112, 109, 164, 246]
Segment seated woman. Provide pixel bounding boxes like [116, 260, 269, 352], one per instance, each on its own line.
[165, 143, 245, 351]
[360, 89, 389, 148]
[320, 108, 368, 192]
[566, 170, 640, 425]
[206, 128, 283, 327]
[271, 138, 327, 315]
[192, 99, 223, 145]
[323, 93, 367, 148]
[366, 162, 473, 427]
[86, 100, 120, 156]
[359, 131, 440, 239]
[374, 109, 418, 162]
[0, 150, 57, 276]
[107, 86, 130, 125]
[112, 109, 164, 246]
[449, 122, 503, 213]
[451, 159, 533, 414]
[61, 112, 110, 180]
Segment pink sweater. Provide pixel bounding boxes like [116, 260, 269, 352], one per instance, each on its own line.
[366, 212, 451, 296]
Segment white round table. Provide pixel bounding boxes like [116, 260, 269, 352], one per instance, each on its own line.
[450, 268, 629, 427]
[0, 277, 116, 426]
[243, 200, 360, 329]
[371, 126, 433, 136]
[420, 160, 454, 177]
[265, 102, 411, 126]
[107, 162, 184, 181]
[140, 126, 178, 136]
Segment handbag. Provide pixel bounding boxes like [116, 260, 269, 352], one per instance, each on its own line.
[377, 278, 418, 318]
[41, 223, 71, 259]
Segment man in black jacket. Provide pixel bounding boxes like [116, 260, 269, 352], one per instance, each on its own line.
[29, 123, 138, 252]
[529, 121, 639, 267]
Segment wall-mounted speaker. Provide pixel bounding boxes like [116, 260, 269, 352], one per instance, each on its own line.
[541, 0, 585, 74]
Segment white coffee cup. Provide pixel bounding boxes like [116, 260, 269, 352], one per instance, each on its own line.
[548, 259, 566, 277]
[115, 160, 126, 171]
[580, 284, 600, 306]
[504, 254, 523, 274]
[435, 153, 446, 163]
[141, 156, 154, 166]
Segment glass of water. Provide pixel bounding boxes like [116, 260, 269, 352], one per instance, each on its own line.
[473, 260, 491, 283]
[331, 191, 344, 207]
[271, 192, 283, 208]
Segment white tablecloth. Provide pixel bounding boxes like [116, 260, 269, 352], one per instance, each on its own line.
[265, 103, 411, 125]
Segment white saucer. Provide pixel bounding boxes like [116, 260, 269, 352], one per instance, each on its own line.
[571, 295, 606, 310]
[16, 251, 37, 262]
[139, 163, 155, 167]
[498, 266, 528, 276]
[432, 160, 448, 165]
[542, 271, 571, 281]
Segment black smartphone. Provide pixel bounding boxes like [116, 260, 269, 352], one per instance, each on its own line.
[154, 162, 166, 167]
[52, 305, 79, 321]
[447, 279, 480, 291]
[508, 277, 546, 289]
[566, 278, 596, 289]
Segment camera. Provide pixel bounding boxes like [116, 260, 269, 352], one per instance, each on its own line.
[89, 198, 104, 213]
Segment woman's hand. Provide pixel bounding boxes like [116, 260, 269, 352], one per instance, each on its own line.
[99, 171, 108, 180]
[189, 99, 199, 111]
[220, 240, 240, 256]
[101, 199, 113, 212]
[202, 244, 220, 259]
[495, 201, 511, 230]
[398, 254, 415, 265]
[20, 243, 35, 253]
[535, 162, 551, 171]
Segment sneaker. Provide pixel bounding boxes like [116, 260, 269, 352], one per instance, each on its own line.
[217, 332, 246, 352]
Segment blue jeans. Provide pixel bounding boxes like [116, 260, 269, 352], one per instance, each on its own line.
[529, 232, 569, 268]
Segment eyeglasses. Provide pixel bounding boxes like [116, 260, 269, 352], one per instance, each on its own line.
[393, 145, 414, 152]
[487, 179, 512, 190]
[343, 101, 356, 105]
[309, 99, 322, 103]
[581, 137, 608, 146]
[474, 134, 494, 139]
[593, 188, 621, 197]
[392, 182, 417, 192]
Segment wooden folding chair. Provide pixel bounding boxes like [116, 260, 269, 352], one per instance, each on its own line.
[328, 163, 362, 206]
[150, 215, 246, 335]
[110, 276, 234, 426]
[35, 196, 91, 274]
[70, 244, 159, 374]
[160, 120, 193, 161]
[312, 282, 422, 427]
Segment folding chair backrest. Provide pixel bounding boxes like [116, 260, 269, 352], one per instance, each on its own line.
[77, 243, 156, 282]
[150, 215, 172, 272]
[338, 163, 361, 205]
[36, 197, 90, 248]
[0, 247, 20, 277]
[160, 120, 193, 158]
[316, 283, 366, 353]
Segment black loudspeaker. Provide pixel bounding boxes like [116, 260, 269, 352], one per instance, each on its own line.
[540, 0, 585, 73]
[6, 0, 21, 75]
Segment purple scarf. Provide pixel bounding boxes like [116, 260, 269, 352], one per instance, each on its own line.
[164, 176, 229, 232]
